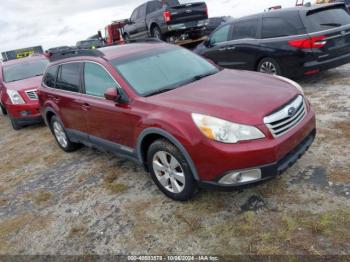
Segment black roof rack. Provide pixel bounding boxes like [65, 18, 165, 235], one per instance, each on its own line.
[49, 48, 104, 62]
[125, 38, 164, 44]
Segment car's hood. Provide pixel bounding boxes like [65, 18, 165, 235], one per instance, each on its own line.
[3, 75, 43, 91]
[148, 69, 301, 125]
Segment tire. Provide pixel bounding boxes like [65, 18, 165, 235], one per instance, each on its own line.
[9, 116, 21, 130]
[0, 104, 7, 115]
[50, 116, 79, 152]
[257, 58, 282, 76]
[151, 26, 163, 41]
[147, 139, 196, 201]
[124, 34, 130, 42]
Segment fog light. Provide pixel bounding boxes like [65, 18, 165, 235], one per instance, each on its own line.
[219, 169, 262, 185]
[20, 110, 30, 116]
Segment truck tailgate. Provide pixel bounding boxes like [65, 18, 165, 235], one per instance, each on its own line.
[167, 2, 208, 24]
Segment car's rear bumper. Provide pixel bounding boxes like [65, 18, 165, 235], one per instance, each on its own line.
[300, 52, 350, 76]
[197, 128, 316, 190]
[165, 20, 207, 33]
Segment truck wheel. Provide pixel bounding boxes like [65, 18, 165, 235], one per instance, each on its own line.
[151, 26, 163, 40]
[147, 139, 196, 201]
[0, 104, 7, 115]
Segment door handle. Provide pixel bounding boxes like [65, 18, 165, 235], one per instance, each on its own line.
[48, 95, 60, 103]
[81, 103, 91, 111]
[226, 46, 236, 50]
[219, 46, 236, 51]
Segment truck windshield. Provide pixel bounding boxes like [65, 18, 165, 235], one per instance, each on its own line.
[3, 59, 48, 83]
[112, 47, 219, 97]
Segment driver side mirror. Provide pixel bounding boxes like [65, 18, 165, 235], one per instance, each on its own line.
[104, 88, 120, 102]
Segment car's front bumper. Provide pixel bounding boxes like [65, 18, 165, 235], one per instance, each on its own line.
[6, 102, 43, 126]
[197, 128, 316, 190]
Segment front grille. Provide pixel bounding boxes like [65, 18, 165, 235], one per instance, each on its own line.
[25, 89, 38, 100]
[264, 95, 306, 138]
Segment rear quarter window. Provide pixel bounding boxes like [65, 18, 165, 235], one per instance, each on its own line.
[262, 13, 306, 38]
[56, 63, 81, 93]
[306, 7, 350, 32]
[43, 66, 58, 88]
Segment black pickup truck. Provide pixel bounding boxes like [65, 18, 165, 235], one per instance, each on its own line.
[123, 0, 208, 42]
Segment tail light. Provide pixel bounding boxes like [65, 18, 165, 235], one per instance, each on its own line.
[163, 10, 171, 22]
[288, 36, 327, 49]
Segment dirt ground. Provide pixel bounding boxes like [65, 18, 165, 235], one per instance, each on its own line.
[0, 64, 349, 256]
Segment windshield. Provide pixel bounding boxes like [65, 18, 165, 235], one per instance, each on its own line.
[112, 48, 219, 96]
[3, 59, 48, 83]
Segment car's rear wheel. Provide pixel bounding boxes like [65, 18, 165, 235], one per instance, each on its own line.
[257, 58, 282, 75]
[147, 139, 196, 201]
[50, 116, 79, 152]
[151, 26, 163, 40]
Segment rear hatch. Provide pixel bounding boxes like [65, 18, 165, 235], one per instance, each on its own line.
[303, 4, 350, 61]
[166, 2, 208, 25]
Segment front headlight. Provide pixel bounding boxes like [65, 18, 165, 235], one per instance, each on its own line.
[192, 113, 265, 144]
[7, 90, 25, 105]
[274, 75, 304, 95]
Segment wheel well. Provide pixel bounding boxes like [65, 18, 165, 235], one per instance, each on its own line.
[140, 133, 168, 170]
[45, 111, 55, 127]
[150, 23, 159, 33]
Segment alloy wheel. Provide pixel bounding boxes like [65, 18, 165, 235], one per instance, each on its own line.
[259, 61, 277, 75]
[152, 151, 185, 194]
[53, 121, 68, 148]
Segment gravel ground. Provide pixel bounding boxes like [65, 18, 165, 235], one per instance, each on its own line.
[0, 65, 349, 256]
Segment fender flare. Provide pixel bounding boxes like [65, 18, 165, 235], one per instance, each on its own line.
[43, 107, 57, 126]
[136, 128, 199, 181]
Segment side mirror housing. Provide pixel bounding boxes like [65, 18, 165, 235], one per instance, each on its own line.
[104, 88, 120, 102]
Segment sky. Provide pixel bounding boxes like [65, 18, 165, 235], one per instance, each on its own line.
[0, 0, 314, 52]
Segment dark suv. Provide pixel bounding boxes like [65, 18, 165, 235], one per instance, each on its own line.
[39, 43, 316, 201]
[194, 3, 350, 78]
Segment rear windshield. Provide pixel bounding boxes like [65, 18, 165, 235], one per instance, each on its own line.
[306, 6, 350, 32]
[112, 47, 218, 96]
[3, 59, 48, 83]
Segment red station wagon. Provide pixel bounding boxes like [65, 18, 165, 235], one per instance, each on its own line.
[38, 42, 316, 201]
[0, 55, 48, 130]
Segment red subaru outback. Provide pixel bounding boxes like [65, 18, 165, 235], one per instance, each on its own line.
[0, 55, 48, 130]
[38, 42, 316, 201]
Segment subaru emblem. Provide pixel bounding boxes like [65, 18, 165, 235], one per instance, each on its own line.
[288, 107, 296, 117]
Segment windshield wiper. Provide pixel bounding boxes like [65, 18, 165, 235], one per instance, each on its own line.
[146, 87, 176, 97]
[320, 23, 342, 27]
[192, 70, 219, 81]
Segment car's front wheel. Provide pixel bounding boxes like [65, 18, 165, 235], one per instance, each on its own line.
[257, 58, 282, 76]
[50, 116, 79, 152]
[147, 139, 196, 201]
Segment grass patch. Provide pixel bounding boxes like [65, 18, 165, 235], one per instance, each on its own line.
[0, 213, 33, 238]
[32, 191, 52, 205]
[328, 168, 350, 183]
[106, 183, 128, 194]
[67, 225, 88, 239]
[333, 121, 350, 140]
[175, 213, 202, 233]
[0, 199, 8, 206]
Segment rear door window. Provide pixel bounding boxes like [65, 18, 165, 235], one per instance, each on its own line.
[147, 1, 162, 14]
[231, 19, 258, 40]
[83, 62, 117, 97]
[210, 24, 231, 45]
[306, 7, 350, 32]
[137, 4, 147, 19]
[43, 66, 58, 88]
[262, 14, 306, 38]
[56, 63, 81, 93]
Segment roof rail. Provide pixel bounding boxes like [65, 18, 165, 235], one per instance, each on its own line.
[125, 38, 164, 44]
[48, 48, 104, 62]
